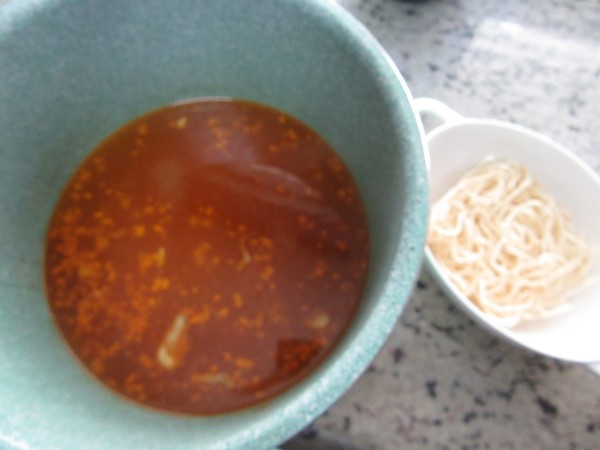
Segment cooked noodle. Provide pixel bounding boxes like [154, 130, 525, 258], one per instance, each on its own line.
[428, 158, 592, 327]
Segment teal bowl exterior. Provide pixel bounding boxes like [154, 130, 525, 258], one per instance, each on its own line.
[0, 0, 428, 448]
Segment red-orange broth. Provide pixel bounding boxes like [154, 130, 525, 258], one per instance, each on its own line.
[44, 99, 370, 415]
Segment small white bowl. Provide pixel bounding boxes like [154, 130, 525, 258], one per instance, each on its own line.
[416, 97, 600, 369]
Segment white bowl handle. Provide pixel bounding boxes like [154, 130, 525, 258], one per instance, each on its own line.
[414, 97, 463, 134]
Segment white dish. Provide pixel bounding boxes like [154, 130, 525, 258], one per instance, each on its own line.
[416, 97, 600, 369]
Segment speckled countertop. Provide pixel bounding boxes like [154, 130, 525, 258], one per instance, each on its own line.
[284, 0, 600, 449]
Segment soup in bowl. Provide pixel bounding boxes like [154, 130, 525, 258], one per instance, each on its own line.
[0, 0, 428, 448]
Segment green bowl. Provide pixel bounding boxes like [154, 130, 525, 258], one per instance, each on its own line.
[0, 0, 428, 448]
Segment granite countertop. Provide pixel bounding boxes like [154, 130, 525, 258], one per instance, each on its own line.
[284, 0, 600, 449]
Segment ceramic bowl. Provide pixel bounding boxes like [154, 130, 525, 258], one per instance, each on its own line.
[417, 97, 600, 367]
[0, 1, 428, 448]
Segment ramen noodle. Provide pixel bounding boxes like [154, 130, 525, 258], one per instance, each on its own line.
[428, 158, 592, 327]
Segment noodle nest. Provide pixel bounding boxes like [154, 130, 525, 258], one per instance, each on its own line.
[428, 158, 592, 327]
